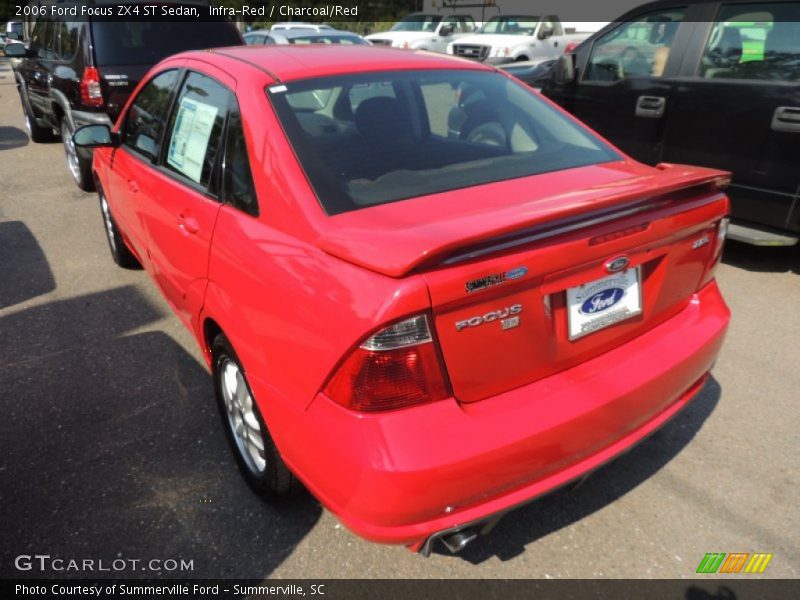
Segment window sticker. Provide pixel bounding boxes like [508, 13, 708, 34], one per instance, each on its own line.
[167, 97, 219, 183]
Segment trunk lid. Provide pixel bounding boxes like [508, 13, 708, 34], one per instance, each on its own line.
[317, 161, 730, 403]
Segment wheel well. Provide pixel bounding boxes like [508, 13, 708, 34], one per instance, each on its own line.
[514, 55, 529, 62]
[203, 318, 223, 356]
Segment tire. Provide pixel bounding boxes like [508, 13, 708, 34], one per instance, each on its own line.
[61, 119, 94, 191]
[20, 91, 55, 143]
[98, 187, 141, 269]
[212, 333, 297, 501]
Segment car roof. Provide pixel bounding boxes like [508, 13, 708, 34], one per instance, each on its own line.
[189, 45, 493, 82]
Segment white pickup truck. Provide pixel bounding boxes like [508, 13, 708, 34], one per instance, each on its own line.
[447, 15, 590, 64]
[366, 13, 478, 53]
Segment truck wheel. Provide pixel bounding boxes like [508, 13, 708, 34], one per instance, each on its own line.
[98, 188, 141, 269]
[21, 92, 55, 143]
[61, 119, 95, 191]
[212, 333, 298, 501]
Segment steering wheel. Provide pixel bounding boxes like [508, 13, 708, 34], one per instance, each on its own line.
[617, 46, 650, 78]
[465, 122, 507, 148]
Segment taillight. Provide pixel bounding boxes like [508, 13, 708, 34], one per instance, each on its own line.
[80, 67, 104, 108]
[714, 217, 729, 258]
[698, 217, 729, 290]
[564, 41, 580, 54]
[325, 314, 450, 412]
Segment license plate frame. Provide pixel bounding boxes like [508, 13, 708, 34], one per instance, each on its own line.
[566, 267, 642, 341]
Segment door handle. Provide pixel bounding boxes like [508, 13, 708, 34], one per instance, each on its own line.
[772, 106, 800, 133]
[635, 95, 666, 119]
[127, 179, 139, 193]
[177, 212, 200, 234]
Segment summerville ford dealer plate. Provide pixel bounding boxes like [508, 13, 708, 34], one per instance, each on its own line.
[566, 268, 642, 340]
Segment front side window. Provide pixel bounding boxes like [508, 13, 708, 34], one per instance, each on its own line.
[585, 8, 685, 81]
[268, 70, 619, 215]
[698, 3, 800, 81]
[458, 17, 477, 33]
[223, 103, 258, 217]
[390, 15, 442, 32]
[123, 69, 180, 161]
[480, 16, 540, 35]
[164, 71, 231, 188]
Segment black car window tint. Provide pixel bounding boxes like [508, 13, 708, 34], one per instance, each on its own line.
[123, 69, 181, 162]
[164, 71, 231, 190]
[698, 3, 800, 81]
[58, 22, 80, 62]
[222, 103, 259, 217]
[584, 8, 686, 81]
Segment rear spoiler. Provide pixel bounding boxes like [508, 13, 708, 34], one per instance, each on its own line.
[316, 164, 730, 278]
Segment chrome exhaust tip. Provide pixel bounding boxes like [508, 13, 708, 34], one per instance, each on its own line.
[440, 529, 479, 554]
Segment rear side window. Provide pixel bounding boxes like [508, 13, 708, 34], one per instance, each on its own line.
[223, 103, 258, 216]
[698, 3, 800, 81]
[90, 20, 241, 66]
[268, 70, 619, 215]
[164, 72, 231, 188]
[123, 69, 180, 161]
[55, 21, 80, 62]
[585, 8, 685, 81]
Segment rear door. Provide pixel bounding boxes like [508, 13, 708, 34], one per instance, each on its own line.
[137, 67, 232, 324]
[663, 1, 800, 233]
[567, 5, 692, 164]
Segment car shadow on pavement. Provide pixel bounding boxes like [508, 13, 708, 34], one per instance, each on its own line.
[0, 287, 321, 579]
[722, 240, 800, 274]
[0, 126, 28, 152]
[435, 377, 722, 563]
[0, 221, 55, 309]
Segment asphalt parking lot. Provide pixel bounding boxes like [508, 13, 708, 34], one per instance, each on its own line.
[0, 56, 798, 580]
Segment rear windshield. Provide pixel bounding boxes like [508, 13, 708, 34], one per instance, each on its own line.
[267, 70, 619, 215]
[91, 20, 241, 66]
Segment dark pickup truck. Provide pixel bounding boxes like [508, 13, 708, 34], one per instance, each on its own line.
[543, 0, 800, 246]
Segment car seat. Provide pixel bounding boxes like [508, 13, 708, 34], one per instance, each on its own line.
[354, 96, 417, 178]
[704, 27, 743, 78]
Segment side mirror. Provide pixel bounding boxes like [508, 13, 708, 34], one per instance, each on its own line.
[538, 27, 555, 41]
[553, 54, 576, 84]
[73, 124, 116, 148]
[4, 42, 28, 58]
[439, 25, 453, 37]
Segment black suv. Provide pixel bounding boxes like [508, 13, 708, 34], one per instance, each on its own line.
[8, 2, 242, 191]
[543, 0, 800, 247]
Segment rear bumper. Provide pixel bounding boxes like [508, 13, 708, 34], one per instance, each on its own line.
[279, 281, 730, 548]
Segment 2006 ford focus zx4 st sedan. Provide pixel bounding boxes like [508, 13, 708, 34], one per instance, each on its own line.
[74, 45, 731, 555]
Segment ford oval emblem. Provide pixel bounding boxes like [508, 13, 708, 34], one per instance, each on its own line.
[506, 266, 528, 280]
[605, 256, 629, 273]
[581, 288, 625, 315]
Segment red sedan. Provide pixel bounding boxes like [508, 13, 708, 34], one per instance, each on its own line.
[75, 45, 731, 555]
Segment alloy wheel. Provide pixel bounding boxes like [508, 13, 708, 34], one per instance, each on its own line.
[219, 358, 267, 475]
[100, 193, 117, 254]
